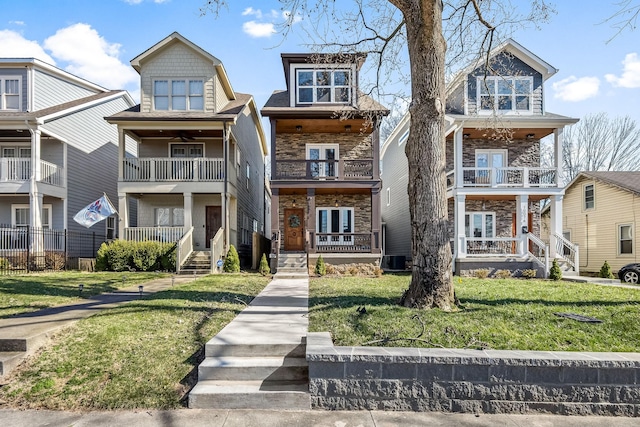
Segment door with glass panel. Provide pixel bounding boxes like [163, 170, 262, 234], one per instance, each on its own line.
[317, 207, 353, 246]
[465, 212, 495, 253]
[307, 144, 338, 179]
[475, 150, 506, 185]
[170, 144, 203, 180]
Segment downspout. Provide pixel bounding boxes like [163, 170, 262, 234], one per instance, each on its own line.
[223, 121, 229, 253]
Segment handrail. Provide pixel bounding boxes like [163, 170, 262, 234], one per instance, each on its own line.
[527, 233, 549, 277]
[122, 158, 224, 182]
[40, 160, 64, 186]
[176, 227, 193, 274]
[123, 227, 185, 243]
[452, 167, 558, 188]
[210, 227, 224, 273]
[553, 232, 579, 273]
[273, 159, 374, 180]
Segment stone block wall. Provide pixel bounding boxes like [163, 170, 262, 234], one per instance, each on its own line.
[277, 133, 372, 160]
[307, 332, 640, 415]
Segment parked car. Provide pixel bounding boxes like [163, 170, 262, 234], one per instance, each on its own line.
[618, 263, 640, 284]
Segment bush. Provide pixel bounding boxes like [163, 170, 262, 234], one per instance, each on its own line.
[96, 240, 175, 272]
[259, 253, 270, 276]
[549, 258, 562, 281]
[223, 245, 240, 273]
[521, 269, 538, 279]
[474, 269, 490, 279]
[0, 257, 10, 270]
[494, 269, 512, 279]
[315, 255, 326, 276]
[599, 260, 615, 279]
[45, 251, 66, 271]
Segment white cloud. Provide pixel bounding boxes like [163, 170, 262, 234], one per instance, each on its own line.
[43, 23, 138, 89]
[605, 53, 640, 88]
[123, 0, 144, 4]
[282, 10, 302, 24]
[552, 76, 600, 102]
[9, 21, 25, 26]
[0, 30, 56, 64]
[242, 7, 262, 18]
[242, 21, 276, 38]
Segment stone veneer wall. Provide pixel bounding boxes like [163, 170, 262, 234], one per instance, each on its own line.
[277, 133, 372, 160]
[445, 138, 540, 171]
[307, 332, 640, 415]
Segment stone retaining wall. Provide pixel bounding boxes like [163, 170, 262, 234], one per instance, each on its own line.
[306, 332, 640, 416]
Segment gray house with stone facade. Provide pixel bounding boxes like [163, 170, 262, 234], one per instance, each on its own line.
[381, 39, 579, 276]
[106, 32, 267, 271]
[262, 53, 388, 271]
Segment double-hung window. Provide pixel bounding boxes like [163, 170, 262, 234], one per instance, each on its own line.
[11, 204, 51, 229]
[316, 207, 354, 245]
[584, 183, 595, 210]
[619, 224, 633, 255]
[296, 69, 351, 104]
[465, 212, 495, 239]
[1, 77, 21, 110]
[153, 79, 204, 111]
[477, 76, 533, 114]
[154, 208, 184, 227]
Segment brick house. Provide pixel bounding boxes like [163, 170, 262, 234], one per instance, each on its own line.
[261, 53, 388, 272]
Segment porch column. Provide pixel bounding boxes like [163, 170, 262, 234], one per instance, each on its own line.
[271, 189, 279, 239]
[118, 192, 129, 240]
[549, 194, 563, 259]
[30, 192, 44, 254]
[307, 189, 316, 253]
[515, 195, 529, 255]
[183, 192, 193, 231]
[371, 188, 381, 253]
[454, 128, 464, 188]
[29, 126, 43, 232]
[30, 127, 42, 183]
[454, 194, 466, 259]
[117, 128, 126, 180]
[554, 127, 564, 186]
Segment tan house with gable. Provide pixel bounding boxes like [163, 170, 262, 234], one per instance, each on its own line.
[556, 171, 640, 275]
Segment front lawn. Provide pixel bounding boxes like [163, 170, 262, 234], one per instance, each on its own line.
[0, 272, 168, 318]
[309, 275, 640, 352]
[0, 273, 270, 410]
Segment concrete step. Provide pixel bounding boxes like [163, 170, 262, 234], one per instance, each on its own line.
[205, 342, 305, 358]
[0, 351, 26, 377]
[198, 356, 308, 381]
[274, 272, 309, 280]
[188, 380, 310, 410]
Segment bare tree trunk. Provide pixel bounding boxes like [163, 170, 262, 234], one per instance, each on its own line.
[398, 0, 455, 309]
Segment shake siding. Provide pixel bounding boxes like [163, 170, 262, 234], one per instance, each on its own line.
[138, 43, 217, 113]
[42, 96, 130, 233]
[215, 77, 228, 112]
[446, 83, 465, 114]
[0, 69, 28, 111]
[563, 178, 640, 273]
[33, 69, 98, 110]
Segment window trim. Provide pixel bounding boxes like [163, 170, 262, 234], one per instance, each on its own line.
[11, 204, 52, 229]
[306, 143, 340, 178]
[152, 78, 204, 111]
[316, 206, 355, 245]
[292, 64, 355, 105]
[476, 76, 533, 115]
[1, 76, 22, 111]
[153, 207, 185, 227]
[168, 143, 205, 158]
[619, 223, 633, 255]
[464, 211, 496, 238]
[583, 183, 595, 210]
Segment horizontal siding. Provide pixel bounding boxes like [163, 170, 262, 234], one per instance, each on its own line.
[564, 177, 640, 273]
[33, 69, 98, 111]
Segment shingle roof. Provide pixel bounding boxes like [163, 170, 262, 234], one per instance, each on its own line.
[261, 90, 388, 117]
[578, 171, 640, 195]
[0, 91, 124, 121]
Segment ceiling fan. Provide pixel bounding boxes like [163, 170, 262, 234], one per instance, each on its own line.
[169, 131, 196, 142]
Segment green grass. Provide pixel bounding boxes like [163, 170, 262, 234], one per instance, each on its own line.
[309, 274, 640, 352]
[0, 272, 168, 318]
[0, 273, 270, 410]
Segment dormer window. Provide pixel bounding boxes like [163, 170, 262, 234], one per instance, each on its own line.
[296, 68, 351, 104]
[153, 79, 204, 111]
[477, 76, 532, 114]
[1, 77, 21, 110]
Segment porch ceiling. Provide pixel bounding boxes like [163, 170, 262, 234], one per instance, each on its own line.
[126, 129, 223, 139]
[276, 118, 372, 134]
[277, 187, 371, 196]
[463, 194, 549, 202]
[447, 127, 553, 141]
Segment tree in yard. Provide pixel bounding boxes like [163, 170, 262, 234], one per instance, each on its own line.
[201, 0, 552, 309]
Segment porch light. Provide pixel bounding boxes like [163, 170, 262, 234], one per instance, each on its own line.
[292, 199, 296, 207]
[335, 200, 339, 207]
[296, 125, 302, 132]
[526, 133, 535, 140]
[345, 125, 352, 132]
[481, 199, 486, 210]
[463, 133, 470, 139]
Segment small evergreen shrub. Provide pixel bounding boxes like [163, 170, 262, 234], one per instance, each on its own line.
[494, 269, 512, 279]
[259, 253, 270, 276]
[549, 258, 562, 281]
[599, 260, 615, 279]
[315, 255, 326, 276]
[521, 269, 538, 279]
[96, 240, 175, 272]
[223, 245, 240, 273]
[474, 269, 490, 279]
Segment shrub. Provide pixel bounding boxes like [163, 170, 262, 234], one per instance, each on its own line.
[373, 266, 384, 277]
[45, 251, 66, 271]
[0, 257, 10, 270]
[259, 253, 270, 276]
[315, 255, 326, 276]
[96, 240, 175, 272]
[599, 260, 615, 279]
[223, 245, 240, 273]
[521, 269, 538, 279]
[474, 269, 490, 279]
[549, 258, 562, 281]
[494, 269, 512, 279]
[348, 266, 359, 276]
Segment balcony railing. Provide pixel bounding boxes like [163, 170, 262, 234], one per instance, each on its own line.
[447, 167, 558, 189]
[274, 159, 374, 180]
[123, 158, 224, 182]
[311, 232, 377, 253]
[465, 237, 519, 256]
[0, 158, 64, 187]
[123, 226, 185, 243]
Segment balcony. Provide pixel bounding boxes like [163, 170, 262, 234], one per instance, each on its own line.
[447, 167, 558, 189]
[0, 158, 65, 187]
[274, 159, 374, 180]
[123, 158, 224, 182]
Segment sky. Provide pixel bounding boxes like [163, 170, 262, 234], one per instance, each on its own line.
[1, 0, 639, 131]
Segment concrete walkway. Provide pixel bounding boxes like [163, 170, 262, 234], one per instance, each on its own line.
[563, 275, 640, 289]
[0, 274, 199, 377]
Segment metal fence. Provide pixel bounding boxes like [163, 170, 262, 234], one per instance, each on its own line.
[0, 226, 108, 274]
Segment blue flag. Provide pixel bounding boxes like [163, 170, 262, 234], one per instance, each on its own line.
[73, 195, 117, 228]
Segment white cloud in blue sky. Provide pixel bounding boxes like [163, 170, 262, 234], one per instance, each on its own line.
[123, 0, 170, 4]
[605, 53, 640, 88]
[241, 7, 300, 38]
[0, 29, 55, 63]
[552, 76, 600, 102]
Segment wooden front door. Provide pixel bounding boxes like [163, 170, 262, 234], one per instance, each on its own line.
[284, 208, 304, 251]
[206, 206, 222, 248]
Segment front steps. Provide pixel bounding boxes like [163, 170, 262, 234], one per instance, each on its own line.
[179, 251, 211, 275]
[188, 278, 310, 409]
[275, 252, 308, 279]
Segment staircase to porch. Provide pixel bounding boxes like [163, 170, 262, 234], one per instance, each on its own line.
[275, 252, 308, 279]
[179, 251, 211, 275]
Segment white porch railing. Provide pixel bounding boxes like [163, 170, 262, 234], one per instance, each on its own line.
[176, 227, 194, 274]
[465, 237, 519, 256]
[40, 160, 64, 186]
[457, 167, 558, 188]
[527, 233, 549, 277]
[0, 158, 65, 187]
[123, 227, 185, 243]
[553, 232, 579, 274]
[210, 227, 225, 273]
[123, 158, 224, 182]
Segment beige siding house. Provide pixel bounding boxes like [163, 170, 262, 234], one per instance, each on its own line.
[558, 171, 640, 274]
